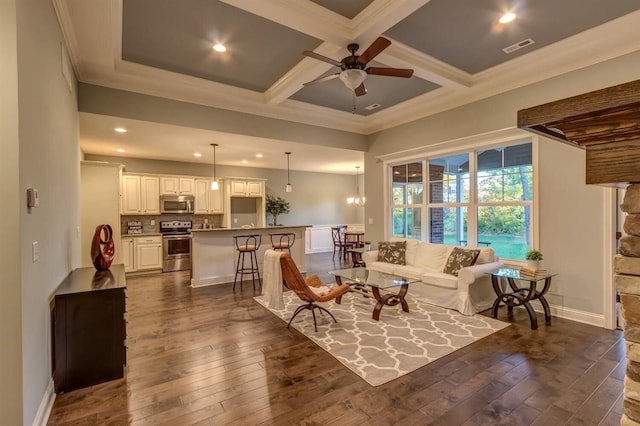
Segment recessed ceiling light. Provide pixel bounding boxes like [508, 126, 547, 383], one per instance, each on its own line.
[114, 127, 127, 133]
[499, 12, 516, 24]
[116, 148, 125, 153]
[241, 160, 248, 164]
[213, 43, 226, 52]
[256, 153, 263, 158]
[193, 152, 202, 157]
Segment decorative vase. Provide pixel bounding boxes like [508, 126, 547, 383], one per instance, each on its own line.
[527, 260, 541, 269]
[90, 224, 115, 271]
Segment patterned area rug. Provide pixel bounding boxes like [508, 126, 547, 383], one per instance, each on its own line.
[255, 291, 509, 386]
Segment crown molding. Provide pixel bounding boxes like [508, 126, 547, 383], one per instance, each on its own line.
[220, 0, 352, 46]
[363, 10, 640, 134]
[56, 0, 640, 138]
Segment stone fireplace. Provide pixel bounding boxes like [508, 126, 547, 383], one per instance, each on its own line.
[518, 79, 640, 425]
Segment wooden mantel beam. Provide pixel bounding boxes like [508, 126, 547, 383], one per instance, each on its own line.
[517, 79, 640, 185]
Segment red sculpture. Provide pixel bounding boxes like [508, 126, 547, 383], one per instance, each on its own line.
[90, 224, 115, 271]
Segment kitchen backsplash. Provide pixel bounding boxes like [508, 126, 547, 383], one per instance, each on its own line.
[120, 214, 222, 234]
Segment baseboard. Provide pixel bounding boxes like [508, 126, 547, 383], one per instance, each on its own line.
[33, 378, 55, 426]
[530, 300, 605, 328]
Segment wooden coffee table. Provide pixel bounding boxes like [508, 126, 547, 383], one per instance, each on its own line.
[329, 268, 419, 320]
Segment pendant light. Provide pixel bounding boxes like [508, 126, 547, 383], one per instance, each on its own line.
[210, 143, 219, 190]
[347, 166, 365, 207]
[285, 152, 293, 193]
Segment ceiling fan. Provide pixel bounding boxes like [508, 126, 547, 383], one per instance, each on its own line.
[302, 37, 414, 96]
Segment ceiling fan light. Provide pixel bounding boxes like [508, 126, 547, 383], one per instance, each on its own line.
[339, 69, 367, 90]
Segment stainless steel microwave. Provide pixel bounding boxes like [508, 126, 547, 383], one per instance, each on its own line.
[160, 195, 195, 214]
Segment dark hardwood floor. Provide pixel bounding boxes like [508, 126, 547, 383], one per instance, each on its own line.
[48, 252, 624, 425]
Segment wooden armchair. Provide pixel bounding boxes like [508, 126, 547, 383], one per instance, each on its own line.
[280, 254, 350, 332]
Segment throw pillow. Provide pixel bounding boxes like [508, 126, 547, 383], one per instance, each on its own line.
[377, 241, 407, 265]
[443, 247, 480, 276]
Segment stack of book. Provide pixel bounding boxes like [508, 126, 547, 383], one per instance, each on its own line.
[519, 266, 548, 278]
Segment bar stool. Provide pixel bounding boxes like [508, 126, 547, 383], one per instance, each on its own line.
[233, 234, 261, 292]
[269, 232, 295, 254]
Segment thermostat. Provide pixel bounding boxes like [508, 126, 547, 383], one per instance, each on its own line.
[27, 188, 39, 208]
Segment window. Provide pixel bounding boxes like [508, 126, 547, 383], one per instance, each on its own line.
[389, 141, 534, 260]
[391, 162, 423, 239]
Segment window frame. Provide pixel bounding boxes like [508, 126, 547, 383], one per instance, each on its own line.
[385, 132, 538, 262]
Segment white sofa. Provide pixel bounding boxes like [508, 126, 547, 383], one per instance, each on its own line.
[362, 238, 503, 315]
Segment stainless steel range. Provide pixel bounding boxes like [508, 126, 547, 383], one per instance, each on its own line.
[160, 220, 192, 272]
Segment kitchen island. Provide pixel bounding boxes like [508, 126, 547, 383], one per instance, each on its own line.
[190, 225, 309, 287]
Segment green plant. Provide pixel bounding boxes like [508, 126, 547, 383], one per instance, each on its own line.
[364, 240, 371, 245]
[525, 249, 543, 261]
[265, 194, 290, 226]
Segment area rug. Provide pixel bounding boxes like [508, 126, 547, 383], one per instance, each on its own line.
[254, 292, 509, 386]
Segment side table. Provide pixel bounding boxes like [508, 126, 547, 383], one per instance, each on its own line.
[346, 247, 367, 267]
[488, 268, 556, 330]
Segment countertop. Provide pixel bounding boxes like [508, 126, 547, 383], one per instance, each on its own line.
[191, 225, 310, 233]
[122, 233, 162, 237]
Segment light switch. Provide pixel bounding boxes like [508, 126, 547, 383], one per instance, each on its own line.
[368, 218, 373, 225]
[32, 241, 39, 263]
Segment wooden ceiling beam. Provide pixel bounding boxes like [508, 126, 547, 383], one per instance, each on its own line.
[517, 79, 640, 185]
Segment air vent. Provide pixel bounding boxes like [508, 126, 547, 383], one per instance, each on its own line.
[365, 103, 381, 111]
[502, 38, 535, 54]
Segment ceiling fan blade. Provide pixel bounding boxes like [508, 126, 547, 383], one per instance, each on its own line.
[367, 67, 414, 78]
[302, 50, 343, 67]
[303, 73, 340, 86]
[358, 37, 392, 64]
[354, 82, 367, 97]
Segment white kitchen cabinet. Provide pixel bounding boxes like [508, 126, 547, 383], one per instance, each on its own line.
[141, 176, 160, 214]
[195, 179, 223, 214]
[229, 180, 264, 197]
[160, 177, 195, 195]
[134, 235, 162, 271]
[121, 174, 160, 214]
[121, 238, 134, 272]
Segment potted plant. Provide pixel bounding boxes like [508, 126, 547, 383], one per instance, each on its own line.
[265, 194, 290, 226]
[363, 240, 372, 251]
[525, 249, 543, 268]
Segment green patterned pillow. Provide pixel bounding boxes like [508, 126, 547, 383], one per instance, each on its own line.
[443, 247, 480, 276]
[377, 241, 407, 265]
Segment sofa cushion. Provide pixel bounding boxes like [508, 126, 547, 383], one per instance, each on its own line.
[366, 261, 396, 275]
[391, 237, 418, 265]
[413, 243, 448, 272]
[421, 272, 459, 289]
[443, 247, 480, 276]
[391, 265, 424, 280]
[377, 241, 407, 265]
[475, 247, 496, 265]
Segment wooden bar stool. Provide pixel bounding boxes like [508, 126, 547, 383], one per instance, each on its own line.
[233, 234, 261, 292]
[269, 232, 295, 254]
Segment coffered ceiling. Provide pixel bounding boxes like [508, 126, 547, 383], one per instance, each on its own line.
[53, 0, 640, 171]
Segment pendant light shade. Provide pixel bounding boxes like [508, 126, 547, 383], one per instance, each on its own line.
[285, 152, 293, 193]
[210, 143, 219, 190]
[347, 166, 365, 207]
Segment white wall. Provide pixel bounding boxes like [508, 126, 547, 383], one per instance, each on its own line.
[364, 50, 640, 318]
[81, 162, 122, 267]
[0, 0, 24, 424]
[17, 0, 81, 424]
